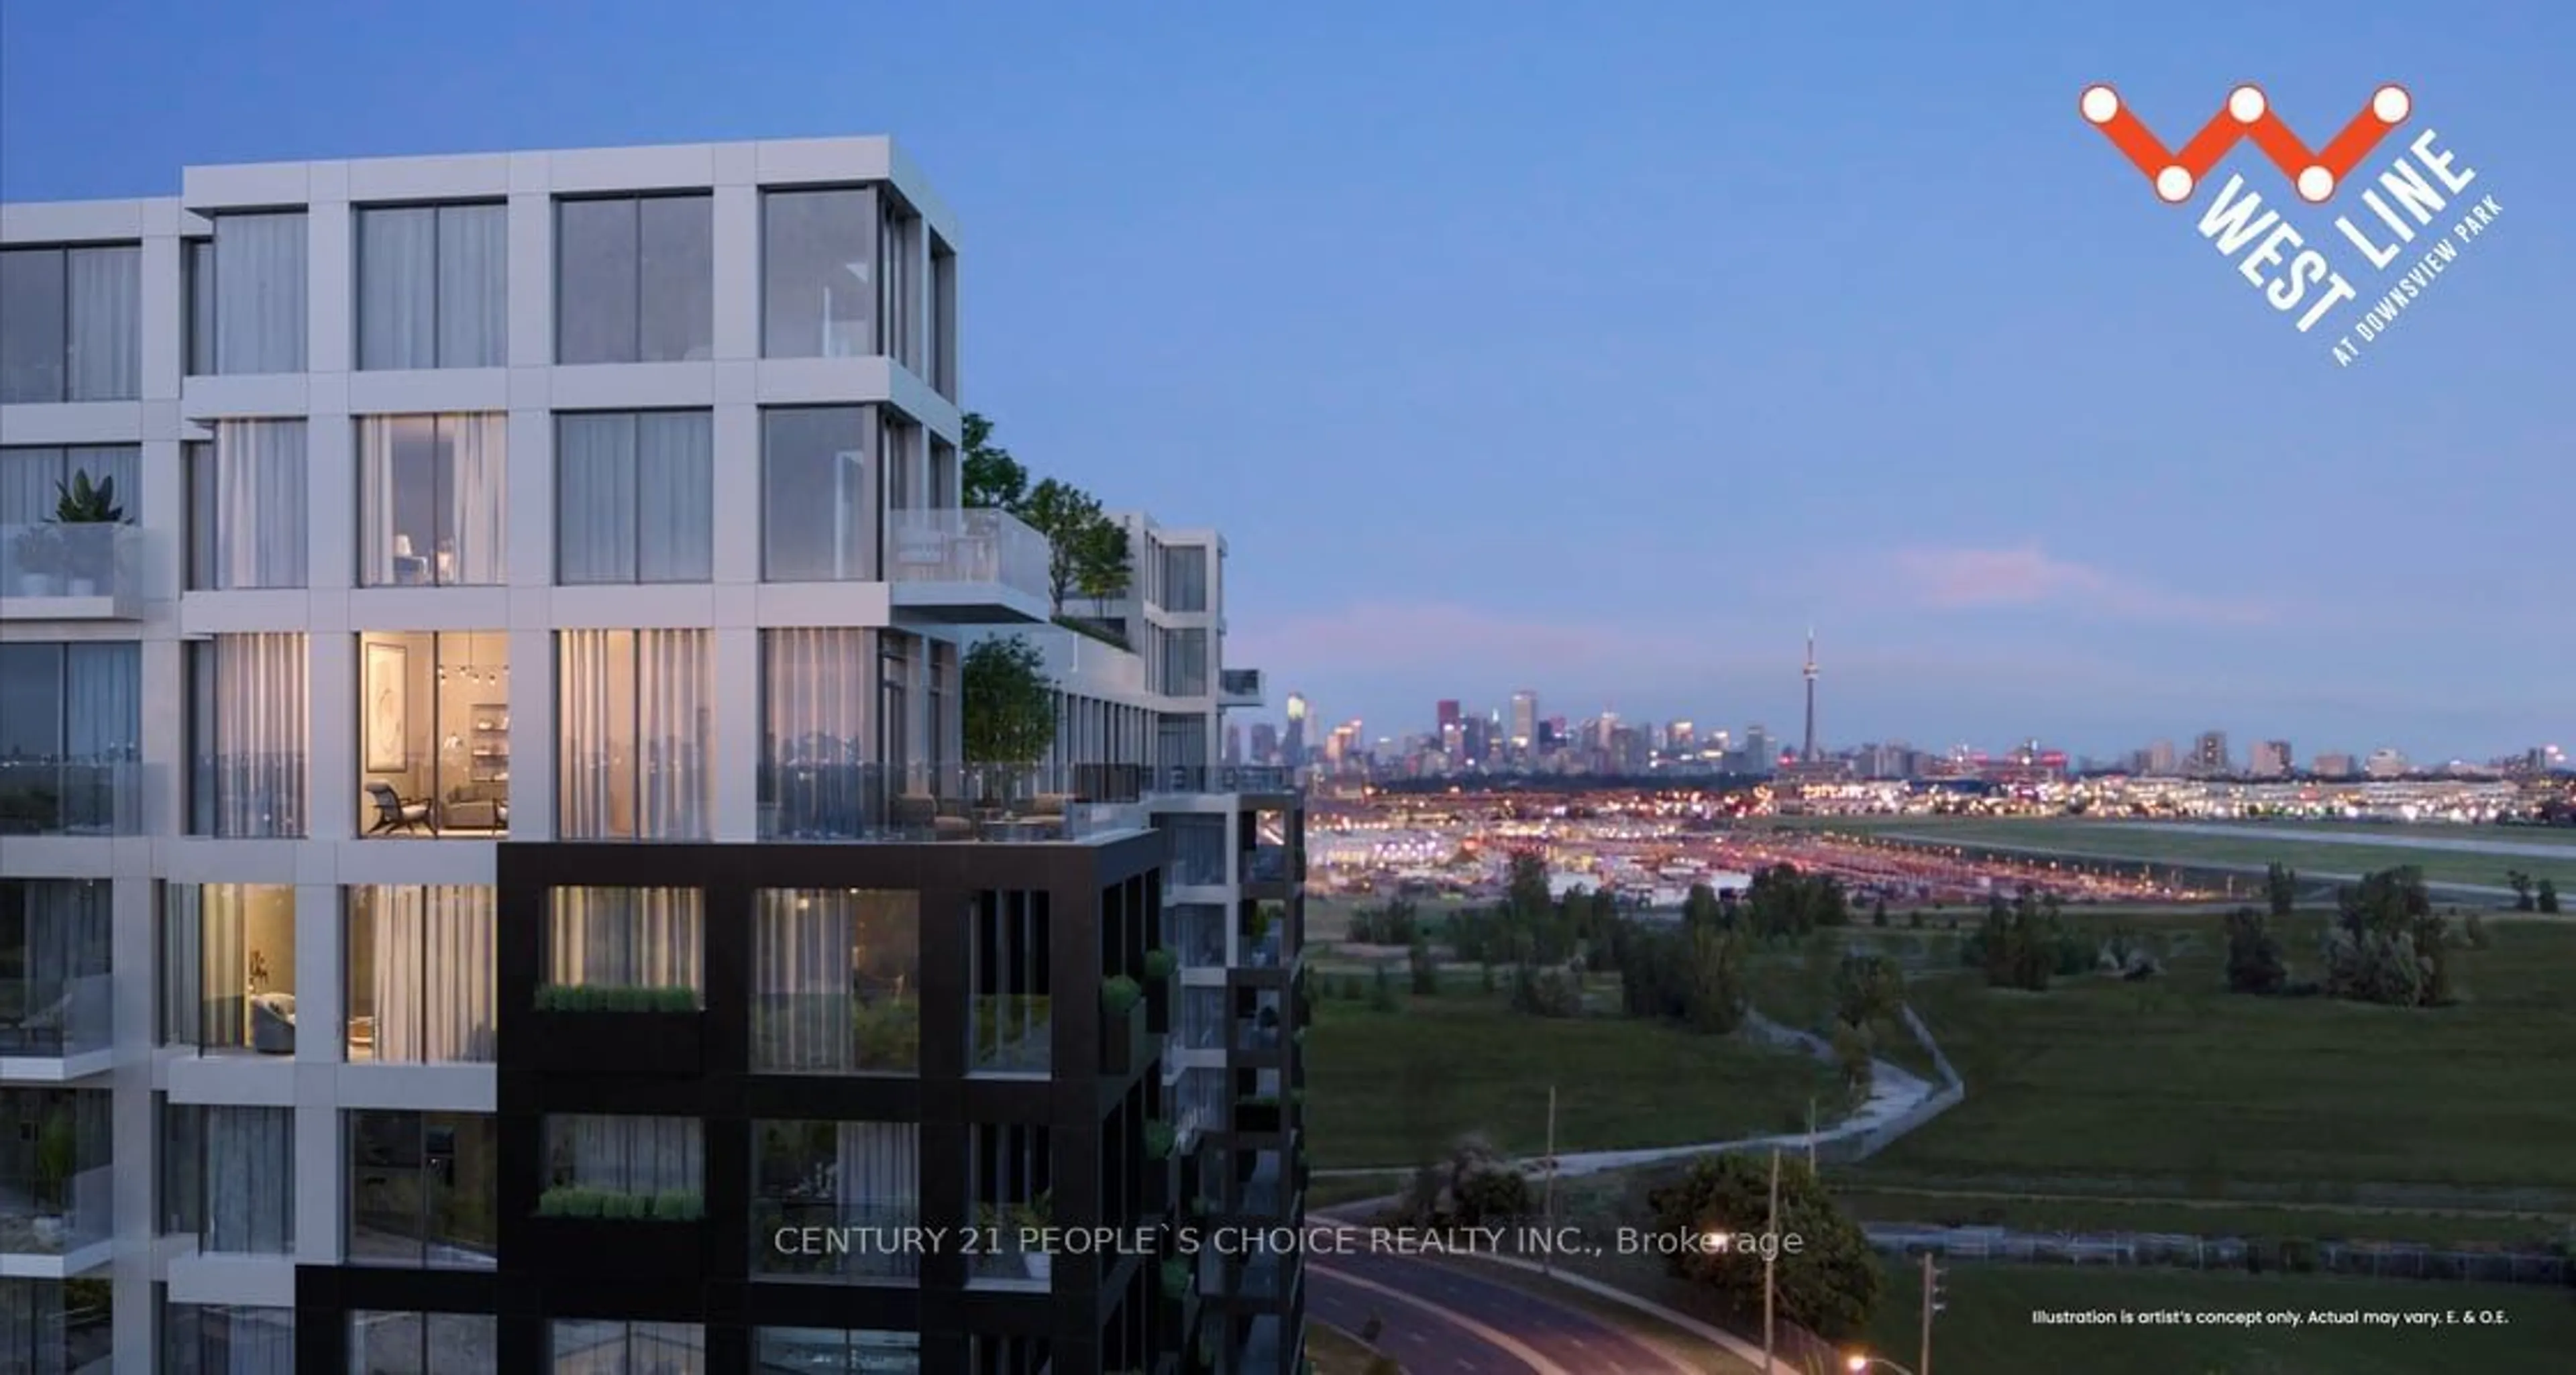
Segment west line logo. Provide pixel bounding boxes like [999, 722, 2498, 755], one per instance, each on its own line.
[2078, 83, 2504, 366]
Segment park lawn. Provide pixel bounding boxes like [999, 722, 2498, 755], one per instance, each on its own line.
[1302, 1322, 1390, 1374]
[1303, 987, 1841, 1169]
[1864, 1263, 2576, 1375]
[1829, 1187, 2574, 1250]
[1837, 916, 2576, 1205]
[1828, 816, 2576, 890]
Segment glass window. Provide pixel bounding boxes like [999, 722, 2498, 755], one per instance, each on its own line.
[554, 411, 712, 584]
[0, 1276, 113, 1372]
[555, 630, 711, 840]
[0, 881, 113, 1058]
[347, 1110, 498, 1269]
[759, 406, 873, 581]
[555, 195, 712, 364]
[879, 204, 918, 373]
[542, 1115, 702, 1198]
[184, 634, 309, 838]
[550, 1319, 704, 1375]
[159, 885, 297, 1052]
[751, 889, 920, 1073]
[160, 1103, 293, 1252]
[346, 886, 498, 1062]
[358, 203, 506, 369]
[969, 891, 1051, 1076]
[755, 1329, 922, 1374]
[0, 1089, 111, 1255]
[759, 628, 873, 840]
[163, 1302, 294, 1375]
[1, 443, 142, 533]
[0, 244, 140, 402]
[209, 213, 308, 375]
[186, 420, 308, 589]
[1160, 544, 1208, 612]
[751, 1120, 920, 1282]
[929, 246, 957, 398]
[0, 641, 140, 836]
[358, 414, 507, 585]
[352, 1311, 500, 1374]
[545, 887, 702, 1001]
[761, 187, 875, 358]
[354, 631, 511, 840]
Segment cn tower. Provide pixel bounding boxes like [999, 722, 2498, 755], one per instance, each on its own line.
[1801, 630, 1819, 763]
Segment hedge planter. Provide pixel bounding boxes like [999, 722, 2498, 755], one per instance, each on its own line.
[521, 1006, 703, 1075]
[1102, 975, 1143, 1019]
[519, 1212, 708, 1277]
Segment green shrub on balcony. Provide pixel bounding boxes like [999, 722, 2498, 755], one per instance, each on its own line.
[537, 1185, 704, 1221]
[534, 983, 697, 1013]
[1101, 974, 1143, 1018]
[1142, 948, 1176, 983]
[1161, 1256, 1193, 1301]
[1144, 1119, 1175, 1160]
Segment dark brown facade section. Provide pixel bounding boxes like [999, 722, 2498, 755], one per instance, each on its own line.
[297, 834, 1190, 1375]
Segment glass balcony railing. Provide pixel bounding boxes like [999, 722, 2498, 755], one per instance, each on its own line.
[0, 973, 111, 1058]
[1218, 668, 1263, 703]
[1247, 843, 1292, 883]
[883, 508, 1051, 604]
[0, 1164, 113, 1256]
[758, 762, 1159, 842]
[0, 759, 140, 836]
[1150, 764, 1295, 795]
[969, 995, 1053, 1076]
[0, 523, 142, 612]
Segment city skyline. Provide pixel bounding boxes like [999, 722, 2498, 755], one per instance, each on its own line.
[6, 0, 2566, 757]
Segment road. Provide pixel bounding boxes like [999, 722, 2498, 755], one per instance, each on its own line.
[1309, 1247, 1695, 1373]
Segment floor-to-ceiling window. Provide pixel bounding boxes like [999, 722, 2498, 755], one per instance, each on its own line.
[759, 406, 875, 581]
[541, 1115, 702, 1206]
[754, 1328, 922, 1374]
[186, 421, 308, 590]
[0, 1277, 113, 1375]
[350, 1310, 499, 1374]
[160, 1300, 292, 1375]
[201, 211, 308, 375]
[346, 1110, 497, 1268]
[750, 889, 919, 1073]
[549, 1319, 704, 1375]
[759, 628, 871, 839]
[0, 445, 140, 603]
[357, 414, 507, 586]
[345, 886, 496, 1062]
[761, 186, 876, 359]
[555, 194, 712, 365]
[554, 410, 713, 584]
[0, 1089, 110, 1258]
[556, 629, 710, 840]
[0, 642, 140, 836]
[159, 1103, 294, 1254]
[184, 633, 307, 837]
[160, 885, 297, 1054]
[356, 203, 506, 370]
[0, 881, 111, 1057]
[545, 887, 703, 1004]
[0, 243, 140, 402]
[354, 631, 511, 837]
[969, 891, 1050, 1076]
[751, 1119, 920, 1282]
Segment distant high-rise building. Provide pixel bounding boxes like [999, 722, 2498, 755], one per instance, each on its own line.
[1223, 722, 1243, 763]
[1670, 720, 1696, 751]
[2313, 751, 2356, 778]
[1745, 724, 1774, 771]
[1284, 691, 1309, 765]
[2193, 730, 2231, 776]
[1802, 630, 1821, 763]
[2144, 739, 2179, 775]
[2248, 740, 2293, 777]
[1510, 690, 1538, 751]
[2365, 747, 2410, 779]
[1250, 721, 1280, 764]
[1436, 698, 1462, 736]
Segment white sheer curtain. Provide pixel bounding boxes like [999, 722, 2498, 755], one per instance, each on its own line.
[551, 1114, 702, 1194]
[637, 629, 710, 839]
[447, 412, 507, 582]
[162, 887, 204, 1046]
[205, 1107, 294, 1252]
[214, 1307, 294, 1375]
[838, 1122, 918, 1221]
[752, 891, 852, 1070]
[437, 203, 506, 368]
[555, 414, 637, 583]
[67, 245, 141, 400]
[213, 212, 307, 375]
[367, 885, 496, 1062]
[557, 412, 710, 584]
[211, 420, 307, 588]
[636, 413, 712, 581]
[204, 632, 308, 838]
[761, 628, 870, 838]
[0, 446, 140, 525]
[358, 207, 436, 370]
[548, 887, 702, 991]
[556, 630, 627, 838]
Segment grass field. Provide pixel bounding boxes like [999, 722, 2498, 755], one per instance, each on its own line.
[1303, 984, 1841, 1169]
[1303, 1323, 1389, 1374]
[1814, 911, 2576, 1209]
[1830, 1187, 2574, 1250]
[1803, 816, 2576, 890]
[1864, 1263, 2576, 1375]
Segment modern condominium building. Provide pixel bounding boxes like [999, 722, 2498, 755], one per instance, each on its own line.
[0, 137, 1305, 1375]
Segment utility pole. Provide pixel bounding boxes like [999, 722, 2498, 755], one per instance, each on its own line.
[1762, 1146, 1779, 1370]
[1921, 1251, 1941, 1375]
[1541, 1085, 1558, 1274]
[1806, 1096, 1817, 1173]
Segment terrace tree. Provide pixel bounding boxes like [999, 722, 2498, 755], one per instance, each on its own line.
[961, 635, 1057, 767]
[959, 412, 1029, 510]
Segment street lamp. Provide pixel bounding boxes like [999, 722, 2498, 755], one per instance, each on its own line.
[1847, 1356, 1918, 1374]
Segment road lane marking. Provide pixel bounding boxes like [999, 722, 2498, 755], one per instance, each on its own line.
[1311, 1262, 1567, 1375]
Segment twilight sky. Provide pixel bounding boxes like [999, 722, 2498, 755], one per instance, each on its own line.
[5, 1, 2567, 761]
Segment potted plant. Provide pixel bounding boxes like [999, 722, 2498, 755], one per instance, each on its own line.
[32, 1103, 76, 1248]
[50, 471, 124, 596]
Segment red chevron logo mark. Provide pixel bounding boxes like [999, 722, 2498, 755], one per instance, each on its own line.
[2080, 83, 2411, 205]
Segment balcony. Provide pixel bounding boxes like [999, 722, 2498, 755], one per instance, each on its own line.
[0, 760, 139, 837]
[1148, 765, 1297, 797]
[757, 761, 1157, 843]
[0, 525, 143, 621]
[884, 508, 1051, 624]
[1217, 668, 1264, 708]
[0, 1089, 113, 1274]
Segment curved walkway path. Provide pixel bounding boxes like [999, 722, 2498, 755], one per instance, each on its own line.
[1313, 1010, 1943, 1182]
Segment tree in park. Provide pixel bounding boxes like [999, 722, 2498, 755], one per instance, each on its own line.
[2222, 908, 2288, 995]
[2508, 870, 2536, 912]
[2542, 878, 2562, 914]
[2265, 861, 2298, 918]
[1646, 1153, 1882, 1341]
